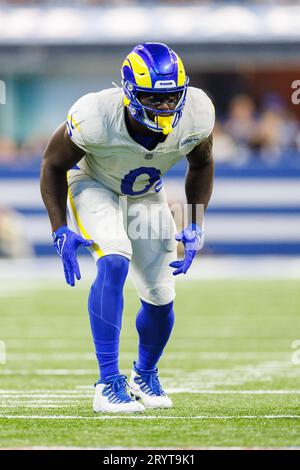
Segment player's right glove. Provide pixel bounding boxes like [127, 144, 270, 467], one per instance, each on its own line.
[52, 225, 94, 287]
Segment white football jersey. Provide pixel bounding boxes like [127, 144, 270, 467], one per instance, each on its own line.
[67, 87, 214, 197]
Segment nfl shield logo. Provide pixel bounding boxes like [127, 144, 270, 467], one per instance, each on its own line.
[145, 154, 154, 160]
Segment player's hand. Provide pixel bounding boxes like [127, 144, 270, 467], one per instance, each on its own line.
[169, 223, 204, 276]
[52, 225, 94, 287]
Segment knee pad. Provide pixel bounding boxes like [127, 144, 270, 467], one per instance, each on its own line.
[96, 254, 129, 291]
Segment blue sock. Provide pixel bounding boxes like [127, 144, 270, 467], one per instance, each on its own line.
[88, 254, 129, 381]
[135, 299, 175, 371]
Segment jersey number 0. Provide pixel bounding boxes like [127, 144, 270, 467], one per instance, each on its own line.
[121, 167, 162, 196]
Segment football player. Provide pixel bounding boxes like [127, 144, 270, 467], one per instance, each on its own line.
[40, 42, 215, 413]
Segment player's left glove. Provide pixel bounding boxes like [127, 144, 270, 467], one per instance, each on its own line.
[52, 225, 94, 287]
[169, 223, 204, 276]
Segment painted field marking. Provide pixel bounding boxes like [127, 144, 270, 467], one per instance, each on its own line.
[0, 399, 85, 403]
[1, 414, 300, 420]
[0, 405, 66, 409]
[0, 369, 98, 375]
[2, 389, 300, 398]
[5, 352, 292, 361]
[0, 361, 295, 376]
[0, 395, 90, 398]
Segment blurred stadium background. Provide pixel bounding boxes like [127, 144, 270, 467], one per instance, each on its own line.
[1, 0, 300, 263]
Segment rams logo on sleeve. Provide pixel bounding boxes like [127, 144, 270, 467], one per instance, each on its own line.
[66, 113, 81, 138]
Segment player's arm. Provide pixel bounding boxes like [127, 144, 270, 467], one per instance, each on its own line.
[169, 134, 214, 276]
[40, 123, 94, 286]
[185, 133, 214, 226]
[40, 122, 84, 232]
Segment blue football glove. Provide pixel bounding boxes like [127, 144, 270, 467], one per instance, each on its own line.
[169, 223, 204, 276]
[52, 225, 94, 287]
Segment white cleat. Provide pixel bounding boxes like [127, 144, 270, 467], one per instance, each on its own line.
[129, 365, 173, 409]
[93, 374, 145, 413]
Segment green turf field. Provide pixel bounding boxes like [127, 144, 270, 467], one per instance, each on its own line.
[0, 279, 300, 449]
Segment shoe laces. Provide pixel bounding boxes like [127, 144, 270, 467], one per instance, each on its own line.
[102, 374, 132, 403]
[138, 369, 165, 396]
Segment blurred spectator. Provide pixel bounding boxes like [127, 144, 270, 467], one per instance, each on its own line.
[256, 94, 299, 161]
[0, 135, 48, 165]
[224, 94, 259, 154]
[0, 136, 18, 164]
[18, 136, 48, 162]
[212, 92, 300, 165]
[0, 207, 33, 258]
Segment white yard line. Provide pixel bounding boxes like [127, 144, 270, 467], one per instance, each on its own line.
[0, 400, 84, 403]
[0, 369, 99, 375]
[1, 389, 300, 398]
[1, 414, 300, 420]
[5, 352, 291, 361]
[0, 405, 66, 408]
[0, 395, 90, 398]
[0, 390, 92, 395]
[2, 361, 300, 392]
[0, 361, 295, 376]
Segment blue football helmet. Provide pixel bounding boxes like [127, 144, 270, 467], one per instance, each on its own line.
[121, 42, 189, 135]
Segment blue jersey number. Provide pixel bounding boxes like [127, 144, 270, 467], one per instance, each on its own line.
[121, 167, 162, 196]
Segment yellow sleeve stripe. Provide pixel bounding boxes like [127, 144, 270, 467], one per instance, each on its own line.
[67, 182, 104, 259]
